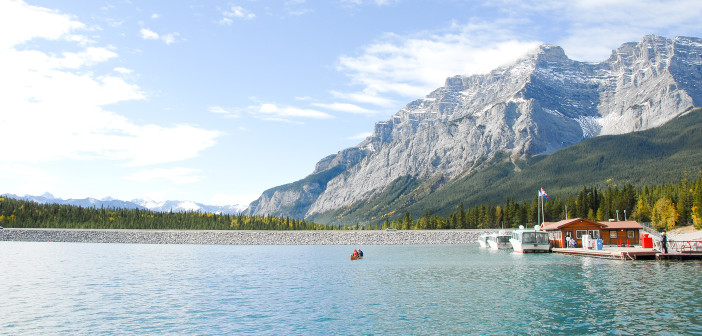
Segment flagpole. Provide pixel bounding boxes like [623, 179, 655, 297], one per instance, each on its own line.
[536, 189, 544, 226]
[541, 192, 546, 226]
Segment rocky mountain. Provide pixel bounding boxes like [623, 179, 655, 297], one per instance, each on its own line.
[244, 35, 702, 224]
[1, 193, 245, 215]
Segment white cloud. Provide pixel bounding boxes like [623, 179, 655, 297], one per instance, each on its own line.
[209, 105, 240, 118]
[248, 102, 334, 121]
[337, 24, 539, 103]
[485, 0, 702, 61]
[329, 90, 398, 108]
[114, 67, 133, 74]
[140, 28, 179, 44]
[125, 167, 203, 184]
[0, 0, 85, 48]
[311, 102, 376, 115]
[139, 28, 159, 40]
[0, 1, 220, 167]
[219, 5, 255, 24]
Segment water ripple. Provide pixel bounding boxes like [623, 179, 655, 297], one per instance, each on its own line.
[0, 242, 700, 335]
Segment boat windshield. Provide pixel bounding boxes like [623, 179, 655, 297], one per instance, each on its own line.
[522, 232, 549, 244]
[497, 236, 510, 243]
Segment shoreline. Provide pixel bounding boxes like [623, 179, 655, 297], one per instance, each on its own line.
[0, 228, 497, 245]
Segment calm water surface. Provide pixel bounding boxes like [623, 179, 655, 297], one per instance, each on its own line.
[1, 242, 700, 335]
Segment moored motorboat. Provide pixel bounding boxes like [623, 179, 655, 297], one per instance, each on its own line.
[487, 231, 512, 250]
[509, 225, 551, 253]
[478, 233, 489, 248]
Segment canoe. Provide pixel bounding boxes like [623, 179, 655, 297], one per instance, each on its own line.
[350, 255, 363, 260]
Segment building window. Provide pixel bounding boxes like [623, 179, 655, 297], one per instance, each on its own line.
[588, 230, 600, 239]
[609, 230, 618, 239]
[565, 231, 572, 238]
[627, 230, 635, 239]
[576, 230, 588, 239]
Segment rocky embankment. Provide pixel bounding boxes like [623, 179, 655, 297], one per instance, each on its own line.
[0, 228, 498, 245]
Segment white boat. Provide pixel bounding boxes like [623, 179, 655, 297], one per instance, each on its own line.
[478, 233, 489, 248]
[509, 225, 551, 253]
[487, 231, 512, 250]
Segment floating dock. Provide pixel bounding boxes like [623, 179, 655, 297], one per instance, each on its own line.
[656, 252, 702, 261]
[553, 247, 660, 260]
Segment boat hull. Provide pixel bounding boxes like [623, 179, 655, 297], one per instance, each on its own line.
[510, 240, 551, 253]
[488, 241, 512, 250]
[487, 233, 512, 250]
[478, 234, 489, 248]
[350, 256, 363, 260]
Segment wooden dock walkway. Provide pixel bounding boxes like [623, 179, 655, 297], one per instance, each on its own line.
[656, 252, 702, 260]
[553, 247, 660, 260]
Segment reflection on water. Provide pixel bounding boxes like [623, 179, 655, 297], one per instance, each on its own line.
[0, 242, 700, 335]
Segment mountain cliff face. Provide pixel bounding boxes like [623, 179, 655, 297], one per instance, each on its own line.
[245, 35, 702, 222]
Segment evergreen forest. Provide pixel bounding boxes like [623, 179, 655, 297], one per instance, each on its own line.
[0, 198, 329, 231]
[2, 174, 701, 232]
[375, 173, 702, 233]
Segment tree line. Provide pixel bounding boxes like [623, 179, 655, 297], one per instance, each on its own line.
[374, 173, 702, 232]
[0, 198, 331, 230]
[2, 173, 701, 232]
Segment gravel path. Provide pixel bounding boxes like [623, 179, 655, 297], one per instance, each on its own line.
[0, 228, 501, 245]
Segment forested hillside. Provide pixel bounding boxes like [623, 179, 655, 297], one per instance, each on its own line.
[376, 173, 702, 233]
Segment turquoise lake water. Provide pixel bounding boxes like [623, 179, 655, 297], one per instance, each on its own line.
[1, 242, 700, 335]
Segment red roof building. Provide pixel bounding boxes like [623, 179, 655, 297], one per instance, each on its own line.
[541, 218, 643, 248]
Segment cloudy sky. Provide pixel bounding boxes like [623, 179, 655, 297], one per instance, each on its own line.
[1, 0, 701, 206]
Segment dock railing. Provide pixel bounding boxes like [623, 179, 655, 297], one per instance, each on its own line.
[653, 239, 702, 254]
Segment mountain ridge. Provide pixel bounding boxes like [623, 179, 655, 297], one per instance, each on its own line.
[308, 107, 702, 225]
[244, 35, 702, 224]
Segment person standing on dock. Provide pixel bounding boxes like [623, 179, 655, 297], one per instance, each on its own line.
[661, 232, 668, 254]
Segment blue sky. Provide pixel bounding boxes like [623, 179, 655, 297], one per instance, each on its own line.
[2, 0, 702, 207]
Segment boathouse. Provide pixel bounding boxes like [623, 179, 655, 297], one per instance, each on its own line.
[541, 218, 643, 248]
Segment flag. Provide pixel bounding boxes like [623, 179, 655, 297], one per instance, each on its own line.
[538, 188, 549, 199]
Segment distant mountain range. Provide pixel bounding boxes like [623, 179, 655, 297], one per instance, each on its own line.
[0, 193, 246, 215]
[244, 35, 702, 225]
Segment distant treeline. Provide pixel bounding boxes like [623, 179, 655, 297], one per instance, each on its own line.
[375, 173, 702, 232]
[0, 198, 330, 230]
[2, 174, 700, 232]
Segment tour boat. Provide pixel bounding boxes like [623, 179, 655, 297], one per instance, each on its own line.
[478, 233, 489, 248]
[487, 231, 512, 250]
[509, 225, 551, 253]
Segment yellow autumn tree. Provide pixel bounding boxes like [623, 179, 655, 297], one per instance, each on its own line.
[651, 197, 678, 232]
[692, 205, 701, 229]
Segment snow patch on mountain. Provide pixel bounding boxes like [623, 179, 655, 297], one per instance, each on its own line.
[575, 116, 602, 138]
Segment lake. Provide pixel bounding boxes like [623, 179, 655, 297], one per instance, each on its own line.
[0, 242, 700, 335]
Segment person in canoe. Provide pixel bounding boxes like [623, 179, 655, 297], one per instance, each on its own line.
[351, 249, 363, 259]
